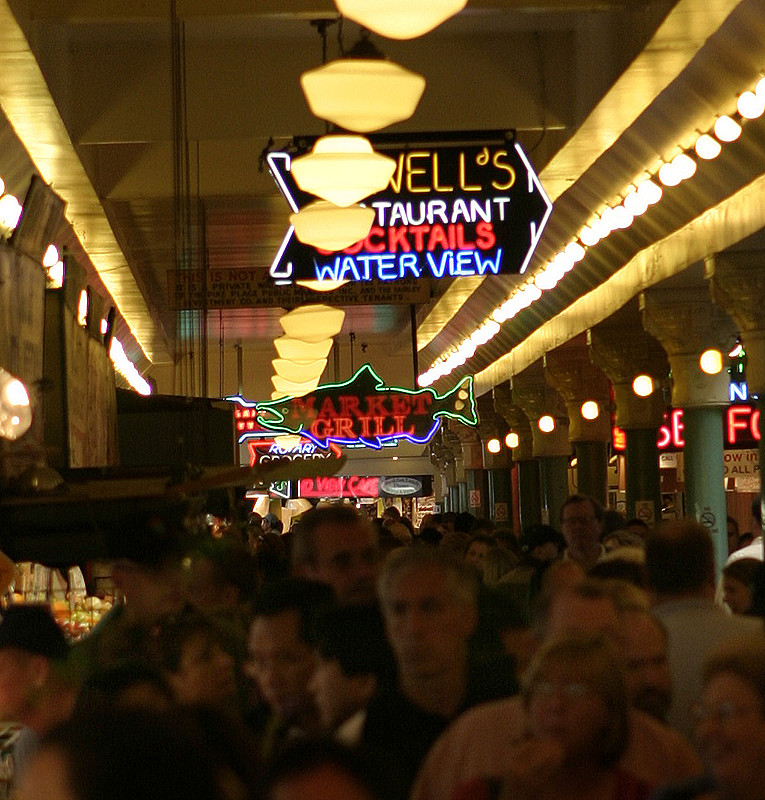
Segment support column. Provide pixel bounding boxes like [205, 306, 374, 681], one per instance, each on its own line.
[449, 421, 488, 520]
[642, 287, 737, 575]
[708, 252, 765, 547]
[589, 321, 669, 526]
[511, 362, 571, 527]
[545, 334, 612, 507]
[477, 395, 513, 526]
[494, 382, 541, 530]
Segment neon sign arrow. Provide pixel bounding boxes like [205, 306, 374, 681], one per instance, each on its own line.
[267, 132, 552, 284]
[228, 364, 477, 450]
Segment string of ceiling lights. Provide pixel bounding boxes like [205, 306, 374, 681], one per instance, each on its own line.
[266, 0, 467, 413]
[418, 74, 765, 388]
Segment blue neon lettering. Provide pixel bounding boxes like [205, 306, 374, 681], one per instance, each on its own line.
[399, 252, 421, 278]
[455, 251, 476, 275]
[314, 257, 341, 280]
[474, 248, 503, 275]
[378, 254, 397, 281]
[355, 255, 374, 280]
[426, 251, 451, 278]
[339, 255, 362, 281]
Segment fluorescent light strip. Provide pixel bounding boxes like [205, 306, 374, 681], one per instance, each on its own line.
[418, 74, 765, 387]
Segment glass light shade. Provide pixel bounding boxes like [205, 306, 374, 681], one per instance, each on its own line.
[274, 336, 333, 361]
[272, 374, 321, 398]
[274, 434, 303, 450]
[286, 498, 313, 514]
[695, 133, 722, 160]
[486, 438, 501, 454]
[699, 348, 723, 375]
[279, 304, 345, 342]
[632, 374, 654, 397]
[737, 90, 765, 120]
[714, 115, 742, 142]
[334, 0, 467, 39]
[0, 194, 22, 232]
[296, 279, 349, 292]
[272, 358, 327, 383]
[253, 495, 270, 517]
[291, 136, 396, 206]
[0, 368, 32, 441]
[301, 58, 426, 132]
[538, 415, 556, 433]
[291, 201, 374, 252]
[505, 432, 520, 449]
[580, 400, 600, 420]
[271, 390, 291, 401]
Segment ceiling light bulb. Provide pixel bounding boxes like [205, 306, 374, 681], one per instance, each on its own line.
[334, 0, 467, 39]
[672, 153, 697, 181]
[291, 136, 397, 206]
[47, 260, 64, 288]
[42, 244, 59, 268]
[505, 432, 519, 449]
[611, 205, 634, 229]
[77, 289, 89, 326]
[658, 161, 681, 187]
[0, 175, 4, 195]
[0, 194, 22, 232]
[590, 217, 609, 239]
[565, 241, 585, 262]
[623, 189, 649, 216]
[486, 438, 501, 454]
[290, 201, 374, 251]
[695, 133, 722, 160]
[737, 90, 765, 120]
[580, 400, 600, 420]
[636, 179, 662, 205]
[699, 348, 723, 375]
[632, 374, 654, 397]
[301, 58, 426, 132]
[579, 225, 600, 247]
[599, 206, 617, 233]
[714, 115, 742, 143]
[534, 266, 561, 291]
[538, 415, 555, 433]
[0, 368, 32, 441]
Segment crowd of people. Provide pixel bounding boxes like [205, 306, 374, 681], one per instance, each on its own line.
[2, 494, 765, 800]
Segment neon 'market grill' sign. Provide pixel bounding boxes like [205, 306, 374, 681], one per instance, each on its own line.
[227, 364, 478, 450]
[267, 132, 552, 283]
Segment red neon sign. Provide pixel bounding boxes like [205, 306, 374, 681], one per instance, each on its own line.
[299, 476, 380, 499]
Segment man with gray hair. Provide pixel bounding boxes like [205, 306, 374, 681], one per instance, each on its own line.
[361, 545, 516, 800]
[290, 505, 379, 605]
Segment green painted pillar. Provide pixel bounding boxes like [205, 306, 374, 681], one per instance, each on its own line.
[684, 406, 728, 576]
[458, 482, 468, 513]
[517, 459, 542, 529]
[448, 485, 459, 513]
[574, 441, 609, 507]
[624, 427, 662, 526]
[488, 468, 513, 526]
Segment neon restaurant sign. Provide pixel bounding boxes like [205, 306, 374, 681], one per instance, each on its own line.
[267, 131, 552, 284]
[226, 364, 477, 450]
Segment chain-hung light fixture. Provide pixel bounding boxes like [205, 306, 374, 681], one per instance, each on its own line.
[334, 0, 467, 39]
[301, 31, 425, 133]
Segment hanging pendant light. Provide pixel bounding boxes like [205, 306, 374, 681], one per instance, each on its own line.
[291, 201, 374, 251]
[274, 336, 334, 361]
[272, 374, 321, 397]
[272, 358, 327, 383]
[280, 304, 345, 342]
[296, 279, 349, 292]
[291, 135, 396, 206]
[301, 34, 425, 132]
[334, 0, 467, 40]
